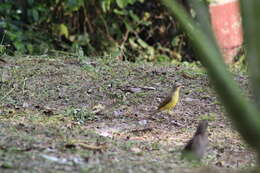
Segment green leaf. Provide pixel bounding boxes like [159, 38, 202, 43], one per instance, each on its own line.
[116, 0, 126, 8]
[32, 9, 39, 21]
[113, 9, 126, 15]
[124, 21, 133, 32]
[58, 24, 69, 38]
[129, 10, 140, 23]
[171, 36, 181, 47]
[14, 41, 25, 52]
[26, 44, 34, 54]
[129, 38, 138, 48]
[101, 0, 113, 12]
[137, 38, 149, 48]
[27, 0, 34, 6]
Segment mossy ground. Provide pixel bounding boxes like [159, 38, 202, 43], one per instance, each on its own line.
[0, 55, 255, 172]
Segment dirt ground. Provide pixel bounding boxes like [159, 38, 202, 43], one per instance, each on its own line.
[0, 56, 256, 173]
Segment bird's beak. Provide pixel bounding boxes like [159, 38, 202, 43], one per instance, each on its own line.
[175, 83, 182, 87]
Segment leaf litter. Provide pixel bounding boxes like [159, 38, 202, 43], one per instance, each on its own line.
[0, 56, 256, 172]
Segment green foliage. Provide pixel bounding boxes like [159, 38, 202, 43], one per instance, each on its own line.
[0, 30, 6, 55]
[0, 0, 191, 62]
[199, 113, 216, 121]
[0, 0, 52, 54]
[65, 107, 97, 123]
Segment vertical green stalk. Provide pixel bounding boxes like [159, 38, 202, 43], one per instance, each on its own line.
[240, 1, 260, 109]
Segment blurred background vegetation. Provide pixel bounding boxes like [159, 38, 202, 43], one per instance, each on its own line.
[0, 0, 201, 62]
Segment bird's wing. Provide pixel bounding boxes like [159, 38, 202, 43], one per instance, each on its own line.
[190, 135, 208, 159]
[181, 138, 194, 160]
[183, 138, 194, 151]
[157, 96, 172, 110]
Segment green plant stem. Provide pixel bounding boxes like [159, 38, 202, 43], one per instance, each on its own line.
[240, 1, 260, 109]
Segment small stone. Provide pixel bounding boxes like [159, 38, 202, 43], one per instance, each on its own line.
[138, 120, 148, 126]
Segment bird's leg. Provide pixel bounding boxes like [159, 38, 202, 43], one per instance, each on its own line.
[168, 110, 175, 124]
[167, 110, 174, 116]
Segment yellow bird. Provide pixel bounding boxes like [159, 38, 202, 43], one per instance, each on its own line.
[157, 85, 182, 114]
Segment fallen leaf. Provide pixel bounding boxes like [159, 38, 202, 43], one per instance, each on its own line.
[130, 147, 142, 154]
[92, 104, 105, 114]
[77, 143, 107, 151]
